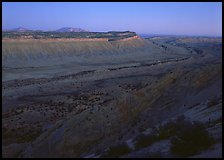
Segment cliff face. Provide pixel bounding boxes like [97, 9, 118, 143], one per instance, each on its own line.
[2, 36, 148, 68]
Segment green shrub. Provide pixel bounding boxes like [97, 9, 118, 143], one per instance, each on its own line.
[207, 98, 220, 107]
[170, 121, 215, 157]
[157, 121, 176, 140]
[135, 133, 158, 150]
[101, 143, 132, 158]
[157, 115, 187, 140]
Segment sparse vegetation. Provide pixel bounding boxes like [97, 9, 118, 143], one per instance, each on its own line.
[134, 115, 215, 157]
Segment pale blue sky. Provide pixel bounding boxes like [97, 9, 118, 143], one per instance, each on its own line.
[2, 2, 222, 36]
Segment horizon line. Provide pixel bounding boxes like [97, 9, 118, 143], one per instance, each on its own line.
[2, 27, 222, 38]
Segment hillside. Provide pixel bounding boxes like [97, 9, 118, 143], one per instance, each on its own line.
[2, 35, 222, 158]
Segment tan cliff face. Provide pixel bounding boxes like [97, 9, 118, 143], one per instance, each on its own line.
[2, 36, 148, 68]
[2, 35, 141, 42]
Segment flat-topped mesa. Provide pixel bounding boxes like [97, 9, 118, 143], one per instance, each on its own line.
[2, 36, 142, 42]
[2, 31, 148, 68]
[2, 31, 139, 41]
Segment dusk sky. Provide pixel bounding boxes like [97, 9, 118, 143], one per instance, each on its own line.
[2, 2, 222, 36]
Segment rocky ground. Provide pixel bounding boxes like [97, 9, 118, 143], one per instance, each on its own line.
[2, 36, 222, 158]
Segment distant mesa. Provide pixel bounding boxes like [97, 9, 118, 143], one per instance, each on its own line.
[55, 27, 89, 32]
[3, 27, 89, 33]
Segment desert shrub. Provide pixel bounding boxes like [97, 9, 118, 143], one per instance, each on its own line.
[135, 115, 187, 150]
[135, 133, 158, 150]
[135, 115, 215, 156]
[102, 115, 214, 157]
[101, 143, 132, 158]
[157, 121, 177, 140]
[157, 115, 187, 140]
[207, 98, 220, 107]
[170, 121, 215, 157]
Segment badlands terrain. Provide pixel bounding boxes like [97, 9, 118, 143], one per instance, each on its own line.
[2, 31, 222, 158]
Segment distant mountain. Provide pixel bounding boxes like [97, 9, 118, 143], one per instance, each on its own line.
[11, 27, 32, 32]
[56, 27, 89, 32]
